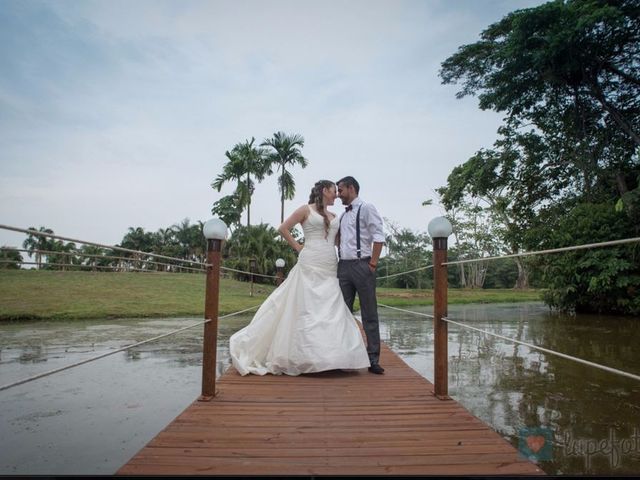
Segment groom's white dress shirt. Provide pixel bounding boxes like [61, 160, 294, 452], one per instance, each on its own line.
[338, 197, 385, 260]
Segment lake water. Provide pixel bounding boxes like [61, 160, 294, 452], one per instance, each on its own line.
[0, 302, 638, 475]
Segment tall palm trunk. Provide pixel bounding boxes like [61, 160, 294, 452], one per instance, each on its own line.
[280, 164, 286, 223]
[246, 172, 251, 228]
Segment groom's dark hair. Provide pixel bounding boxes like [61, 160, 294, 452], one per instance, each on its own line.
[337, 176, 360, 194]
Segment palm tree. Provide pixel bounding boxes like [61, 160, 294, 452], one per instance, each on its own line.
[120, 227, 155, 270]
[224, 224, 298, 281]
[261, 132, 308, 223]
[22, 227, 54, 269]
[48, 240, 77, 271]
[212, 138, 270, 227]
[80, 245, 104, 271]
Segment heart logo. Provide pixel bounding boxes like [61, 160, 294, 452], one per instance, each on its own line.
[526, 435, 546, 453]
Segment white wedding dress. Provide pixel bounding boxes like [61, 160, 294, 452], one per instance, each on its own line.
[229, 205, 370, 376]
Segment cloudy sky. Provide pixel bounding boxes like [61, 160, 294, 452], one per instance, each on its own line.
[0, 0, 547, 249]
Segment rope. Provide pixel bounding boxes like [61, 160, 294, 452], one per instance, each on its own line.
[3, 248, 206, 272]
[1, 259, 206, 274]
[380, 304, 640, 382]
[443, 236, 640, 266]
[221, 265, 278, 279]
[0, 305, 260, 393]
[379, 303, 434, 318]
[376, 264, 433, 280]
[1, 225, 279, 277]
[442, 316, 640, 382]
[0, 224, 210, 267]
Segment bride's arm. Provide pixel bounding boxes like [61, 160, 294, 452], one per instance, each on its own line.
[278, 205, 308, 253]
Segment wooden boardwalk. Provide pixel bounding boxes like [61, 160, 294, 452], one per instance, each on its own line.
[118, 342, 544, 476]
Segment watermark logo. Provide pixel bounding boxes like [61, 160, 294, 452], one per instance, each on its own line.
[519, 426, 553, 462]
[564, 428, 640, 470]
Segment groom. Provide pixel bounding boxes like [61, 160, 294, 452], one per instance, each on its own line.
[336, 176, 386, 374]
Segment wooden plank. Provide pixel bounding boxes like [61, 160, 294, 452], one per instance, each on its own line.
[117, 341, 545, 476]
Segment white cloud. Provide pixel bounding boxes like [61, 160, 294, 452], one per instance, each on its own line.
[1, 0, 546, 248]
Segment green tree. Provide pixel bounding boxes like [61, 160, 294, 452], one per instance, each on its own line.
[22, 226, 54, 269]
[212, 137, 270, 227]
[212, 194, 243, 229]
[439, 0, 640, 312]
[224, 223, 298, 282]
[119, 227, 155, 270]
[436, 131, 554, 288]
[537, 203, 640, 314]
[446, 200, 500, 289]
[150, 227, 180, 271]
[46, 240, 78, 271]
[440, 0, 640, 147]
[380, 219, 432, 289]
[261, 131, 309, 223]
[0, 247, 23, 269]
[80, 244, 106, 271]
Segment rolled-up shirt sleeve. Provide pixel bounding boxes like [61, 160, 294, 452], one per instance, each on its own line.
[366, 204, 386, 244]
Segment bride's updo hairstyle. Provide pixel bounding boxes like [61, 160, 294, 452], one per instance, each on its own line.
[308, 180, 335, 237]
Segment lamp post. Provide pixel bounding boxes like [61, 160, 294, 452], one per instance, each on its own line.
[275, 258, 285, 286]
[199, 217, 227, 401]
[428, 216, 453, 400]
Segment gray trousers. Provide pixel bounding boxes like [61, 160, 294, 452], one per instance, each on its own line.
[337, 258, 380, 366]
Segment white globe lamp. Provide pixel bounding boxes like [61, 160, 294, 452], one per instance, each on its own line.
[427, 217, 453, 239]
[203, 218, 227, 240]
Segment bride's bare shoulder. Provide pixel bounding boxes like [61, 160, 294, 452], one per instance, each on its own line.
[294, 204, 312, 221]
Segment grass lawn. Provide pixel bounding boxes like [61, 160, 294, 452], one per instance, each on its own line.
[0, 270, 542, 321]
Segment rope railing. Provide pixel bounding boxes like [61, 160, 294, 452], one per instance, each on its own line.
[0, 225, 280, 278]
[442, 315, 640, 382]
[380, 303, 640, 383]
[376, 264, 433, 280]
[2, 248, 207, 273]
[0, 224, 210, 267]
[0, 305, 261, 393]
[0, 260, 205, 273]
[443, 236, 640, 266]
[220, 265, 278, 279]
[380, 303, 434, 318]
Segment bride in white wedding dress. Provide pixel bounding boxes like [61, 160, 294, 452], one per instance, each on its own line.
[229, 180, 370, 376]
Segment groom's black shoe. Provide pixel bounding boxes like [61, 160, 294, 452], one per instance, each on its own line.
[368, 364, 385, 375]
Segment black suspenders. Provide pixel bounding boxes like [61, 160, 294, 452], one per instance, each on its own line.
[355, 204, 362, 258]
[340, 204, 363, 259]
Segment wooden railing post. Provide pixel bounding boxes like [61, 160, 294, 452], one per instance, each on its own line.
[428, 217, 452, 400]
[200, 218, 227, 402]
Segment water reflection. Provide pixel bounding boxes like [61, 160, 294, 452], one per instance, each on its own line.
[0, 304, 639, 475]
[379, 302, 640, 475]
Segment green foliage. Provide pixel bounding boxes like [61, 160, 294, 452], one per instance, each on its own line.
[438, 0, 640, 310]
[440, 0, 640, 147]
[223, 224, 298, 283]
[211, 193, 243, 228]
[0, 247, 23, 269]
[537, 203, 640, 314]
[378, 222, 432, 289]
[22, 226, 54, 268]
[212, 137, 270, 228]
[261, 131, 308, 222]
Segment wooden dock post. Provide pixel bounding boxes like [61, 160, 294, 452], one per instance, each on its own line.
[200, 218, 227, 401]
[428, 217, 453, 400]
